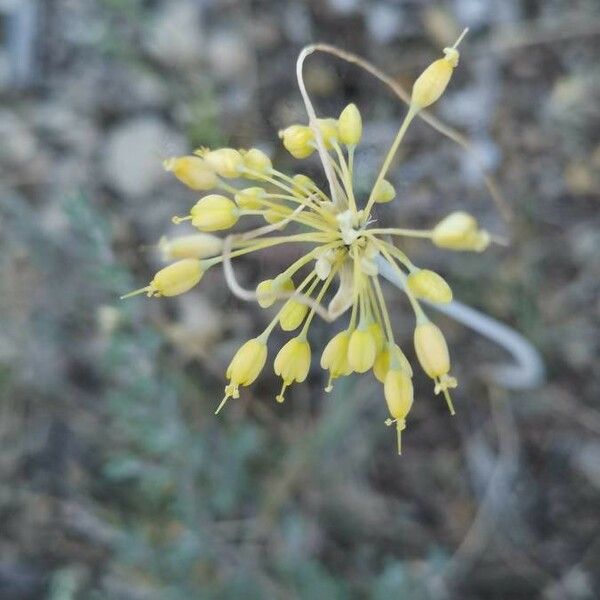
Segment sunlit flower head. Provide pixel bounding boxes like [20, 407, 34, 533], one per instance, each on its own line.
[124, 30, 499, 454]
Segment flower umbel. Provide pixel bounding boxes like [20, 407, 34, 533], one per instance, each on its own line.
[124, 31, 499, 453]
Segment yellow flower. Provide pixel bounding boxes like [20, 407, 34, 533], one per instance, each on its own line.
[202, 148, 244, 178]
[338, 103, 362, 146]
[348, 326, 377, 373]
[234, 187, 265, 210]
[320, 330, 352, 391]
[125, 32, 500, 453]
[184, 195, 239, 232]
[159, 233, 223, 261]
[410, 32, 465, 110]
[279, 297, 309, 331]
[256, 277, 294, 308]
[406, 269, 453, 303]
[242, 148, 272, 177]
[414, 321, 457, 413]
[279, 125, 315, 159]
[122, 258, 204, 299]
[274, 337, 311, 402]
[432, 211, 490, 252]
[384, 368, 414, 454]
[216, 338, 268, 414]
[163, 156, 218, 190]
[372, 179, 396, 203]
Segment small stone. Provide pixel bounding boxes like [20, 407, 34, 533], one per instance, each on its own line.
[102, 117, 185, 198]
[146, 0, 204, 70]
[207, 30, 252, 81]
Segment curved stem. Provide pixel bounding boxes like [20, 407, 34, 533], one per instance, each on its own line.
[376, 256, 545, 390]
[296, 43, 513, 224]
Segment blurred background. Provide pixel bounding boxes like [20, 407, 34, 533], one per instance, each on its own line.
[1, 0, 599, 598]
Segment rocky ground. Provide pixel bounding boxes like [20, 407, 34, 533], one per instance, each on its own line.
[0, 0, 599, 598]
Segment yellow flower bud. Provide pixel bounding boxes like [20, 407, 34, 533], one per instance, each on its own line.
[414, 321, 457, 413]
[338, 103, 362, 146]
[203, 148, 244, 178]
[407, 269, 453, 303]
[227, 338, 268, 387]
[414, 321, 450, 378]
[163, 156, 218, 190]
[234, 186, 265, 210]
[216, 338, 268, 414]
[411, 47, 460, 110]
[274, 337, 311, 402]
[279, 125, 315, 159]
[149, 259, 203, 297]
[120, 258, 204, 300]
[279, 296, 309, 331]
[256, 277, 294, 308]
[372, 179, 396, 203]
[316, 118, 339, 149]
[384, 368, 414, 454]
[384, 369, 414, 422]
[348, 326, 377, 373]
[159, 233, 223, 261]
[373, 343, 413, 383]
[320, 330, 352, 391]
[242, 148, 272, 178]
[189, 194, 239, 232]
[432, 211, 490, 252]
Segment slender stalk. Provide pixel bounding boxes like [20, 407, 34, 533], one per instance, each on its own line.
[364, 105, 418, 220]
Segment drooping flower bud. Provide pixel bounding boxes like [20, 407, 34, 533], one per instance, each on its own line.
[432, 211, 490, 252]
[279, 125, 315, 159]
[407, 269, 453, 303]
[159, 233, 223, 261]
[338, 103, 362, 146]
[242, 148, 272, 178]
[203, 148, 244, 178]
[234, 186, 265, 210]
[274, 337, 311, 402]
[320, 330, 352, 391]
[188, 194, 239, 232]
[163, 156, 218, 190]
[384, 368, 414, 454]
[414, 321, 457, 413]
[216, 338, 268, 414]
[372, 179, 396, 203]
[348, 326, 377, 373]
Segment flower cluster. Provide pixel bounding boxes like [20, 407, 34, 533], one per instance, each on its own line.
[124, 32, 494, 453]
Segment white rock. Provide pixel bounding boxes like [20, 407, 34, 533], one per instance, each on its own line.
[207, 30, 252, 81]
[103, 117, 185, 198]
[146, 0, 204, 70]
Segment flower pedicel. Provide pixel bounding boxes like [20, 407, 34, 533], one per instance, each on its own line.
[124, 30, 499, 453]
